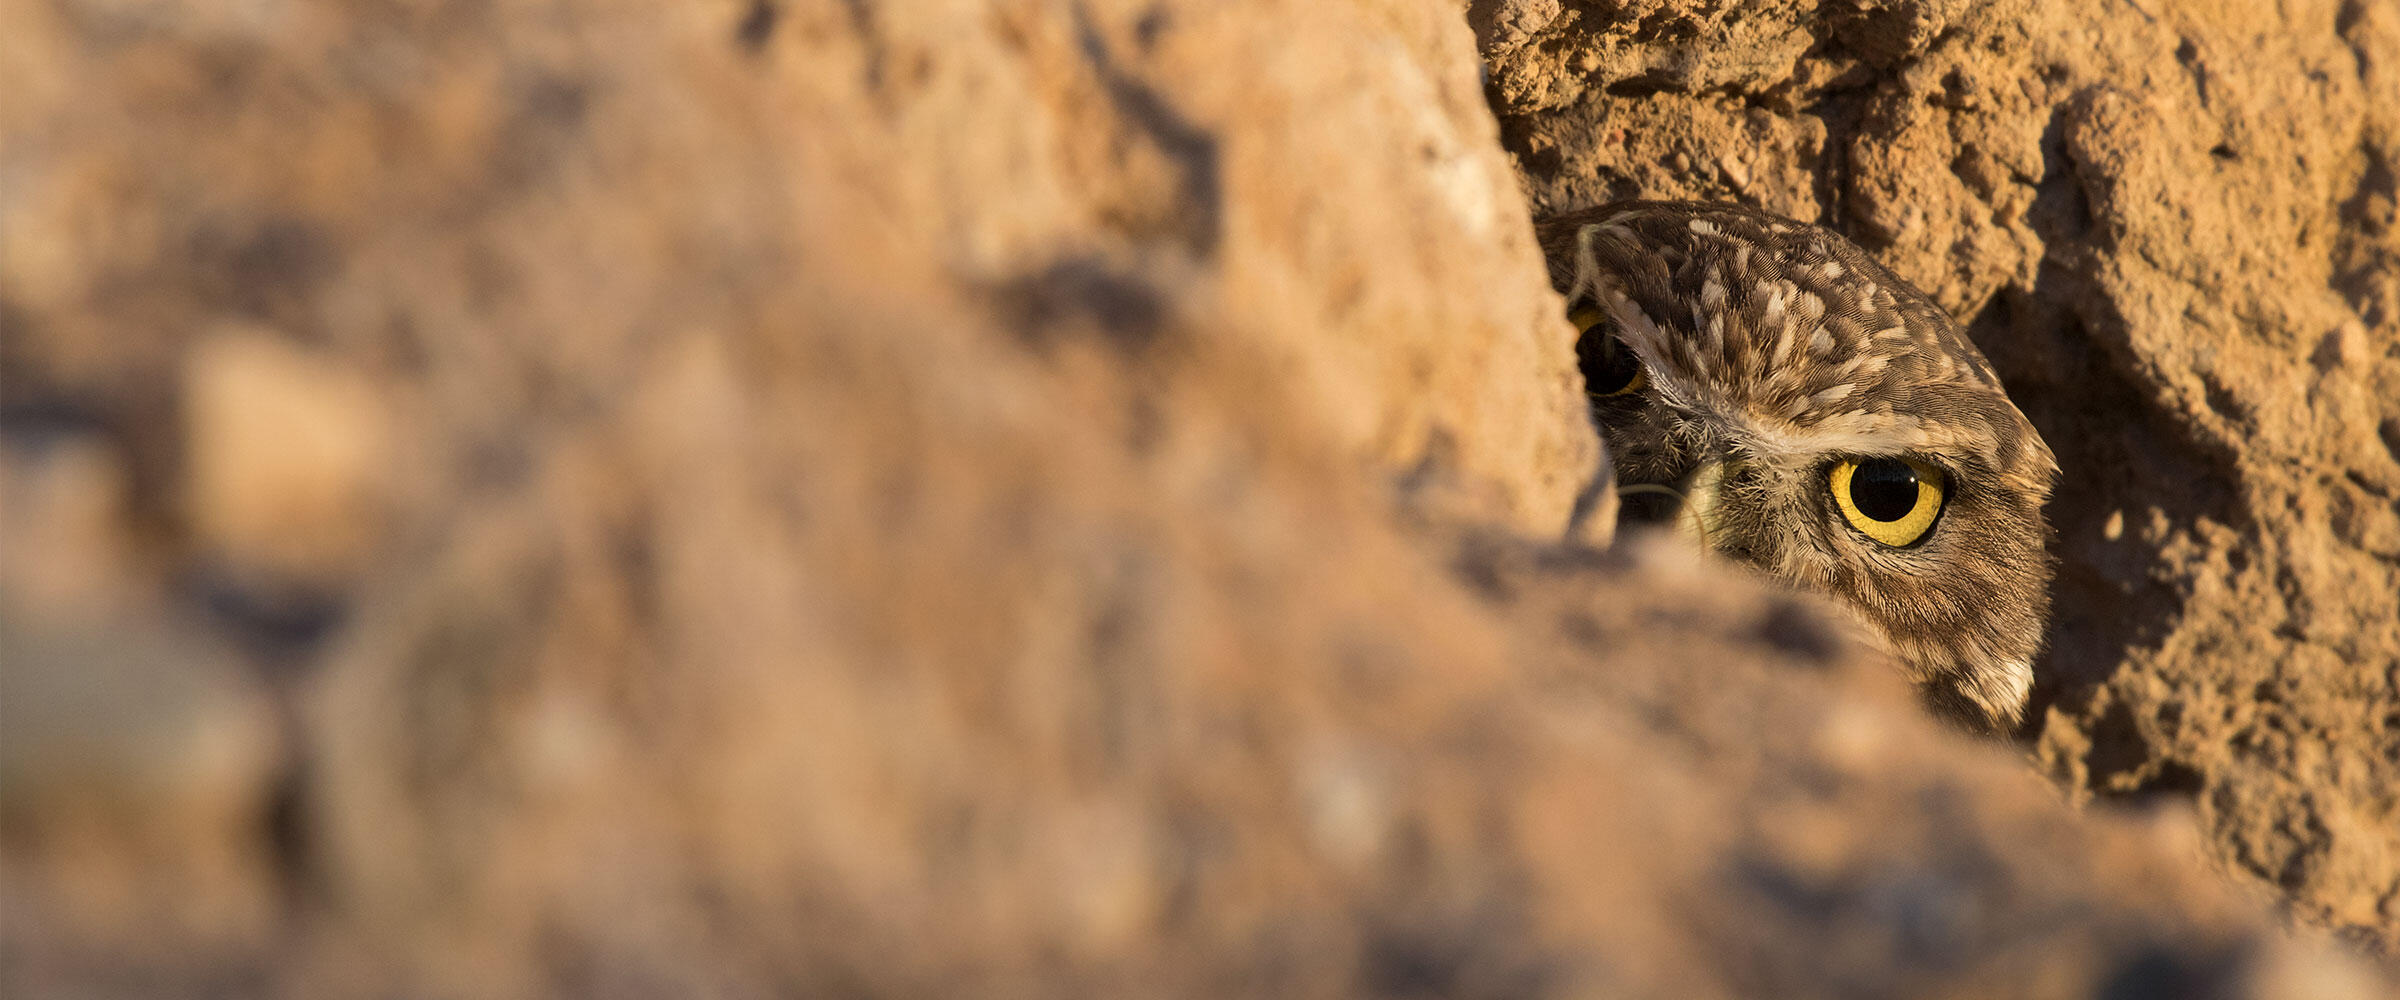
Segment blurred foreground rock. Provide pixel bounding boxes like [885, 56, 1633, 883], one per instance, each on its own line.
[1, 0, 2394, 996]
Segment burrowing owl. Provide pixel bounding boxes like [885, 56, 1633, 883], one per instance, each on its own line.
[1538, 201, 2058, 732]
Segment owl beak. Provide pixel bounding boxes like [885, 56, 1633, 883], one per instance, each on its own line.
[1677, 459, 1729, 548]
[1613, 459, 1727, 549]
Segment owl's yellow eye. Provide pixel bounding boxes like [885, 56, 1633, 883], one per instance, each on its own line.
[1571, 305, 1647, 398]
[1830, 457, 1946, 547]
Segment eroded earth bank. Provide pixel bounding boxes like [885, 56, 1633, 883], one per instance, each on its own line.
[3, 0, 2396, 996]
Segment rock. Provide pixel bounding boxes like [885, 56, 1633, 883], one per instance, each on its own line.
[0, 408, 286, 986]
[0, 607, 283, 981]
[183, 326, 392, 586]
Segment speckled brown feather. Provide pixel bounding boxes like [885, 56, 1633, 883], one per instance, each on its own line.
[1539, 201, 2059, 732]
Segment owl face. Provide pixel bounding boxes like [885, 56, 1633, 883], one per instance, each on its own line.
[1538, 202, 2059, 732]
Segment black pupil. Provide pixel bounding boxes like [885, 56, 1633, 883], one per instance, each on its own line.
[1578, 325, 1641, 395]
[1849, 459, 1921, 522]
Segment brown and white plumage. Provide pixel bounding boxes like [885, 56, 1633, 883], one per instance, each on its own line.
[1539, 201, 2058, 732]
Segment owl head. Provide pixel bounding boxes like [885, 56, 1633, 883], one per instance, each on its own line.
[1538, 201, 2059, 732]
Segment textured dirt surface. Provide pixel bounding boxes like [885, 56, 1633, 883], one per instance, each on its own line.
[1481, 0, 2400, 952]
[1, 0, 2395, 996]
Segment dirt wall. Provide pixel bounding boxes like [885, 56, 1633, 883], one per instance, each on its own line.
[1478, 0, 2400, 952]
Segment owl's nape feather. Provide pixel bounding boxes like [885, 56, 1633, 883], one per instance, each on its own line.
[1539, 201, 2058, 733]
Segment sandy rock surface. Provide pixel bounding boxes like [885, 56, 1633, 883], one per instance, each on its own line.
[1482, 0, 2400, 952]
[0, 0, 2393, 996]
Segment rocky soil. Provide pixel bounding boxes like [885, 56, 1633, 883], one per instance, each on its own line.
[1480, 0, 2400, 952]
[1, 0, 2394, 996]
